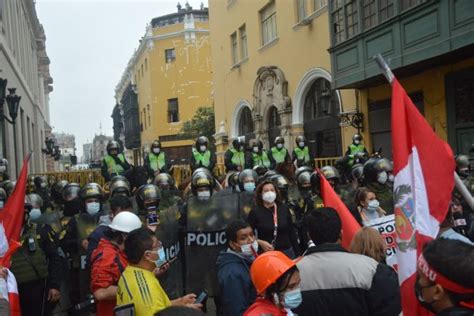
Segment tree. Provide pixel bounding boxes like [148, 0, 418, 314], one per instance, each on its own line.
[180, 107, 216, 142]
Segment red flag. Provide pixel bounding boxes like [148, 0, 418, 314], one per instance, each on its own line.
[319, 171, 361, 249]
[391, 79, 455, 316]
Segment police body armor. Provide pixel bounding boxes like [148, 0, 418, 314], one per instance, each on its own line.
[149, 152, 166, 172]
[271, 147, 288, 164]
[156, 191, 183, 299]
[237, 191, 255, 219]
[10, 224, 48, 284]
[184, 192, 239, 296]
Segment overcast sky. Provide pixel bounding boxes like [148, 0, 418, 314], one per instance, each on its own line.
[36, 0, 208, 158]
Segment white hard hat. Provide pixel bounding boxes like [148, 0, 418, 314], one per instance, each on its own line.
[109, 211, 142, 233]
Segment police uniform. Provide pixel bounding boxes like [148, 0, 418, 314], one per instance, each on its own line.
[289, 193, 324, 252]
[101, 153, 131, 182]
[10, 223, 63, 316]
[144, 151, 171, 175]
[269, 147, 291, 170]
[191, 148, 217, 173]
[248, 150, 271, 169]
[344, 143, 368, 167]
[224, 148, 248, 172]
[292, 146, 313, 168]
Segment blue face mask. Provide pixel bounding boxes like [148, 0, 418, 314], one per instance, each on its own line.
[149, 248, 167, 267]
[243, 182, 256, 192]
[283, 288, 303, 309]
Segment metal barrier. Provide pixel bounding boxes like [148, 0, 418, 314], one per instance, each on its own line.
[30, 169, 105, 187]
[314, 157, 341, 169]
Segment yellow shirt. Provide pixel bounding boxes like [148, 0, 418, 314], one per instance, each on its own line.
[116, 265, 171, 316]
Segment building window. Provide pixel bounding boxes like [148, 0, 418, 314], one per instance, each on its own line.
[230, 32, 238, 65]
[332, 0, 345, 44]
[239, 25, 248, 60]
[167, 98, 179, 123]
[260, 1, 277, 46]
[141, 64, 144, 77]
[345, 1, 358, 38]
[147, 104, 151, 127]
[313, 0, 327, 11]
[165, 48, 176, 63]
[400, 0, 418, 11]
[362, 0, 377, 29]
[296, 0, 307, 22]
[379, 0, 394, 22]
[145, 58, 148, 72]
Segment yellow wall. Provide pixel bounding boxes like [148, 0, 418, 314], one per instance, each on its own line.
[209, 0, 357, 159]
[133, 20, 213, 150]
[358, 57, 474, 152]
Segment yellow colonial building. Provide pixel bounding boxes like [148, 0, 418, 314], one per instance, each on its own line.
[210, 0, 359, 164]
[117, 3, 213, 163]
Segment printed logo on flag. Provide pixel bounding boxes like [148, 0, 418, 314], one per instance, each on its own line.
[394, 184, 416, 252]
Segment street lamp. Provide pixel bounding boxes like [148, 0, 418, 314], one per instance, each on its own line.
[3, 87, 21, 174]
[0, 78, 8, 159]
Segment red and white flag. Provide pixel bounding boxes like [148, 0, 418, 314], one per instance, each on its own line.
[391, 79, 455, 316]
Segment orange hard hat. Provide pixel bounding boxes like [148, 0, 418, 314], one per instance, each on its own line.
[250, 251, 296, 294]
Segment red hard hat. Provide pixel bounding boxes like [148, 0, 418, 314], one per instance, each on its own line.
[250, 251, 296, 294]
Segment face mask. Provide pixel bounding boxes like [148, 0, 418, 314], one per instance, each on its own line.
[414, 276, 437, 313]
[243, 182, 256, 192]
[29, 208, 42, 221]
[283, 287, 303, 309]
[153, 148, 160, 154]
[0, 201, 4, 209]
[354, 140, 360, 145]
[0, 166, 6, 172]
[277, 143, 284, 149]
[298, 142, 305, 148]
[262, 191, 276, 203]
[253, 147, 259, 153]
[40, 182, 47, 189]
[377, 171, 388, 184]
[86, 202, 100, 215]
[197, 190, 211, 199]
[240, 240, 258, 259]
[239, 146, 244, 151]
[367, 200, 380, 212]
[388, 174, 394, 183]
[199, 145, 207, 152]
[149, 248, 167, 267]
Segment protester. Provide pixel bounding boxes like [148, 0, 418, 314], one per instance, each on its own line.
[217, 220, 257, 316]
[353, 188, 386, 226]
[116, 227, 202, 315]
[438, 203, 473, 245]
[350, 227, 387, 263]
[294, 207, 401, 315]
[363, 158, 394, 214]
[416, 238, 474, 315]
[155, 306, 205, 316]
[248, 180, 300, 258]
[244, 251, 301, 316]
[91, 211, 142, 316]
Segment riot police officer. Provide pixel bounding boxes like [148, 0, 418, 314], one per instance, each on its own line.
[62, 183, 82, 217]
[191, 136, 216, 173]
[247, 139, 271, 170]
[0, 188, 7, 209]
[109, 175, 131, 198]
[238, 169, 258, 193]
[269, 136, 291, 170]
[144, 140, 171, 178]
[62, 183, 105, 312]
[270, 174, 290, 203]
[292, 135, 313, 168]
[455, 155, 473, 194]
[136, 183, 161, 222]
[225, 136, 248, 172]
[1, 179, 15, 197]
[363, 158, 394, 214]
[320, 165, 341, 192]
[51, 180, 69, 211]
[34, 175, 52, 210]
[344, 134, 369, 167]
[0, 158, 9, 182]
[10, 194, 63, 316]
[101, 141, 131, 181]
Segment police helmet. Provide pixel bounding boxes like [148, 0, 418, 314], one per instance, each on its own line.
[153, 173, 175, 190]
[375, 158, 393, 173]
[27, 193, 44, 209]
[270, 174, 289, 196]
[253, 165, 268, 177]
[228, 172, 240, 189]
[109, 177, 131, 197]
[353, 134, 363, 142]
[2, 180, 15, 196]
[363, 158, 386, 183]
[351, 164, 364, 181]
[274, 136, 285, 145]
[455, 155, 470, 169]
[192, 167, 214, 181]
[238, 169, 258, 191]
[151, 140, 161, 149]
[62, 183, 81, 202]
[106, 141, 121, 155]
[250, 139, 264, 151]
[309, 171, 321, 195]
[80, 183, 104, 201]
[34, 176, 48, 189]
[191, 170, 214, 195]
[0, 158, 7, 168]
[295, 135, 306, 145]
[196, 136, 209, 147]
[51, 180, 69, 203]
[232, 136, 246, 150]
[295, 166, 312, 180]
[296, 171, 312, 190]
[262, 170, 278, 182]
[320, 166, 340, 181]
[136, 184, 161, 211]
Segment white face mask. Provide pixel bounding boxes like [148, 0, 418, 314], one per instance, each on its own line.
[377, 171, 388, 184]
[86, 202, 101, 215]
[388, 174, 394, 183]
[40, 182, 47, 189]
[354, 140, 360, 145]
[276, 143, 284, 149]
[262, 191, 276, 203]
[152, 148, 160, 154]
[197, 190, 211, 199]
[240, 240, 259, 259]
[0, 201, 4, 209]
[0, 166, 6, 172]
[253, 147, 259, 153]
[29, 208, 42, 221]
[298, 142, 305, 148]
[199, 145, 207, 152]
[367, 200, 380, 212]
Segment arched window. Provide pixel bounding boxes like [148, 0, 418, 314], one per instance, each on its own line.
[238, 107, 255, 140]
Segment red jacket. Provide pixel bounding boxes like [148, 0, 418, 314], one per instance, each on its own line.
[91, 237, 128, 316]
[244, 298, 288, 316]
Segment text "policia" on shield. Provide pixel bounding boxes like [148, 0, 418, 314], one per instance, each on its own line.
[186, 230, 226, 246]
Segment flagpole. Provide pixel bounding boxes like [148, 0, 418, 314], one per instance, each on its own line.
[373, 53, 474, 210]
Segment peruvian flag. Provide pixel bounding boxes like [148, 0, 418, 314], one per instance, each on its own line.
[0, 153, 31, 316]
[319, 171, 361, 249]
[391, 79, 455, 315]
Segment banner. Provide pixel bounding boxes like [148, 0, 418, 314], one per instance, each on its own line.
[368, 215, 397, 268]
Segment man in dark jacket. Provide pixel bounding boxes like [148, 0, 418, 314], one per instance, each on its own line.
[216, 220, 257, 316]
[294, 207, 401, 316]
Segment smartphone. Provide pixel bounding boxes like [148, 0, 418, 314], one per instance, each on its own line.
[147, 211, 159, 226]
[195, 290, 208, 305]
[158, 256, 178, 269]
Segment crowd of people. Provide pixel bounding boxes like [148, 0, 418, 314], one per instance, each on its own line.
[0, 133, 472, 316]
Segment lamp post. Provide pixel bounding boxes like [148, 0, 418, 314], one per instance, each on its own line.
[5, 88, 21, 175]
[0, 78, 8, 159]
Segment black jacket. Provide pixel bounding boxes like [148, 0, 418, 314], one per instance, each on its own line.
[437, 307, 474, 316]
[294, 243, 401, 316]
[216, 249, 257, 316]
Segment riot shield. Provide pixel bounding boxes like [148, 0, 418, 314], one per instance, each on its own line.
[184, 192, 239, 297]
[238, 191, 255, 220]
[35, 210, 63, 234]
[156, 195, 183, 299]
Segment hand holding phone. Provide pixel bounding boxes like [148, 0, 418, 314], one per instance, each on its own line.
[195, 290, 208, 305]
